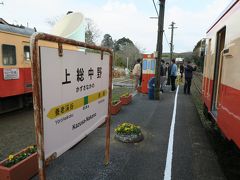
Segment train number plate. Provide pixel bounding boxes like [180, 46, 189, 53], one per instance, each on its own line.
[3, 68, 20, 80]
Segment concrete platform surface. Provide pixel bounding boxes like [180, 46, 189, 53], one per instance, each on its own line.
[33, 86, 225, 180]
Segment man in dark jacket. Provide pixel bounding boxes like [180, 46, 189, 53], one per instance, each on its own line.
[160, 60, 166, 92]
[166, 62, 171, 85]
[180, 63, 184, 79]
[184, 61, 197, 94]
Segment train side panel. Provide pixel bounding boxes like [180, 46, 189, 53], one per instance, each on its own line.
[203, 0, 240, 148]
[0, 31, 32, 98]
[0, 68, 32, 97]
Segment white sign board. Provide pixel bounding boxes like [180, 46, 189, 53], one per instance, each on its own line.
[40, 47, 109, 159]
[3, 68, 19, 80]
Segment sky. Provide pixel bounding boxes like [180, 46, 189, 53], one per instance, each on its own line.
[0, 0, 233, 53]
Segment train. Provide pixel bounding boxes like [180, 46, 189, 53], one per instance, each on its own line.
[0, 20, 36, 113]
[202, 0, 240, 148]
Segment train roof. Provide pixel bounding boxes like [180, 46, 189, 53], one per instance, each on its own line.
[207, 0, 239, 33]
[0, 23, 36, 36]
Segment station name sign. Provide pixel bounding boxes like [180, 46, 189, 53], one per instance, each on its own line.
[39, 47, 110, 159]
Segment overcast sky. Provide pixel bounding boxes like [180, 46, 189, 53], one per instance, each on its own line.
[0, 0, 233, 53]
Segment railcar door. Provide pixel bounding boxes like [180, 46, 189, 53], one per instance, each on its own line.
[211, 27, 226, 117]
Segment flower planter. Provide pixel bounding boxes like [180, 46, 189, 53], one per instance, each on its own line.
[120, 94, 132, 105]
[0, 149, 38, 180]
[111, 101, 122, 115]
[114, 122, 144, 143]
[115, 133, 144, 143]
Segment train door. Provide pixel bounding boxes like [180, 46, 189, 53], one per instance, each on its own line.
[22, 41, 32, 93]
[211, 27, 226, 117]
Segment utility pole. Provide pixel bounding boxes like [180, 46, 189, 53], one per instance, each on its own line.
[154, 0, 165, 100]
[169, 22, 177, 61]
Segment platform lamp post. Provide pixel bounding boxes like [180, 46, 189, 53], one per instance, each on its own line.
[154, 0, 166, 100]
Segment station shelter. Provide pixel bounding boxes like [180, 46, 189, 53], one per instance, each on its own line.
[141, 53, 156, 94]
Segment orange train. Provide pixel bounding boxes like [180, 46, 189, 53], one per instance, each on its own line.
[0, 22, 35, 113]
[202, 0, 240, 148]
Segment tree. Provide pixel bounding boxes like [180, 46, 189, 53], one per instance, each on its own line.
[113, 37, 141, 68]
[101, 34, 114, 49]
[192, 39, 206, 72]
[85, 18, 100, 45]
[114, 37, 134, 51]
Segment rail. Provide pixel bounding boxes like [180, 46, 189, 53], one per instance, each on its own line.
[192, 72, 203, 95]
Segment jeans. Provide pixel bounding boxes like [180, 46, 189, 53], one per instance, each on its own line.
[171, 76, 177, 91]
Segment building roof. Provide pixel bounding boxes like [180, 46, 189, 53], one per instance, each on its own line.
[0, 18, 9, 25]
[0, 19, 36, 36]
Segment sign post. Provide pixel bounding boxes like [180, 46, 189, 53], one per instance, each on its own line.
[31, 33, 112, 179]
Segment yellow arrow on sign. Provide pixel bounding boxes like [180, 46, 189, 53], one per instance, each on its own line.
[47, 89, 108, 119]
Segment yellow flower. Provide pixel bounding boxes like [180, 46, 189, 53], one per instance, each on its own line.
[29, 146, 34, 149]
[8, 155, 14, 161]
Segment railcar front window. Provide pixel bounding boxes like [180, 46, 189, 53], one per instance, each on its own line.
[24, 46, 31, 61]
[2, 44, 16, 65]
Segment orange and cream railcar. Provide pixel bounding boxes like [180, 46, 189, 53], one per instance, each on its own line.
[0, 23, 35, 113]
[202, 0, 240, 148]
[141, 53, 156, 94]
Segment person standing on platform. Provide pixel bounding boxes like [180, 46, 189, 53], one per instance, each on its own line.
[184, 61, 197, 94]
[166, 62, 171, 86]
[160, 60, 166, 93]
[170, 59, 177, 92]
[132, 58, 141, 91]
[139, 60, 143, 87]
[180, 63, 184, 80]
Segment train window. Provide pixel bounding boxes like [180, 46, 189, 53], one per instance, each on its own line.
[24, 46, 31, 61]
[2, 44, 16, 65]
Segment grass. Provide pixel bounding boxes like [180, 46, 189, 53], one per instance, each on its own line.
[112, 86, 134, 102]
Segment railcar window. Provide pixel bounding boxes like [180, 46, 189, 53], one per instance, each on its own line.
[24, 46, 31, 61]
[2, 44, 16, 65]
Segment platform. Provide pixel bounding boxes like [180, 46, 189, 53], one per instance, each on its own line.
[33, 86, 225, 180]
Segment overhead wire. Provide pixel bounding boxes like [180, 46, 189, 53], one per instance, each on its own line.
[152, 0, 170, 49]
[152, 0, 158, 15]
[164, 31, 170, 48]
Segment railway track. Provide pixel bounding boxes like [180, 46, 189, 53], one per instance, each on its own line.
[191, 72, 240, 180]
[192, 72, 203, 95]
